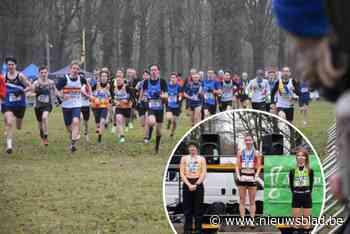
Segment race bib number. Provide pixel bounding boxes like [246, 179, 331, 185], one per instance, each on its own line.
[241, 168, 255, 174]
[240, 175, 255, 182]
[301, 87, 308, 93]
[295, 176, 307, 187]
[149, 99, 162, 108]
[37, 94, 50, 103]
[191, 95, 199, 101]
[222, 92, 232, 100]
[9, 94, 21, 102]
[243, 160, 254, 170]
[168, 95, 177, 103]
[188, 161, 199, 174]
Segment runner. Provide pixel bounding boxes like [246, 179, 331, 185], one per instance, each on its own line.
[126, 68, 139, 130]
[202, 70, 221, 118]
[237, 72, 250, 108]
[32, 66, 57, 146]
[80, 72, 92, 141]
[56, 60, 87, 153]
[184, 73, 202, 126]
[299, 80, 311, 126]
[245, 69, 270, 111]
[136, 70, 150, 142]
[165, 72, 183, 138]
[140, 64, 167, 153]
[113, 73, 133, 143]
[266, 70, 278, 113]
[289, 147, 314, 230]
[219, 71, 238, 112]
[271, 67, 300, 123]
[91, 70, 111, 143]
[235, 134, 262, 228]
[180, 141, 207, 234]
[2, 57, 31, 154]
[110, 69, 123, 134]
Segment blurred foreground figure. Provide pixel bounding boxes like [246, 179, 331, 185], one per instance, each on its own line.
[274, 0, 350, 232]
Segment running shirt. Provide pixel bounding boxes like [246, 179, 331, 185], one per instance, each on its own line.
[220, 80, 236, 102]
[143, 78, 167, 111]
[56, 74, 87, 109]
[239, 148, 259, 182]
[300, 81, 310, 94]
[114, 85, 132, 109]
[289, 167, 314, 193]
[4, 72, 26, 107]
[167, 83, 182, 109]
[202, 79, 220, 106]
[184, 81, 202, 107]
[182, 155, 205, 178]
[271, 78, 300, 108]
[33, 80, 56, 108]
[91, 85, 110, 109]
[245, 78, 270, 103]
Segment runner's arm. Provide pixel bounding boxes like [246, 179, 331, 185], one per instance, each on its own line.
[196, 157, 207, 185]
[289, 170, 294, 192]
[19, 73, 32, 92]
[310, 169, 314, 192]
[160, 79, 168, 99]
[270, 81, 279, 104]
[255, 151, 262, 178]
[292, 79, 301, 96]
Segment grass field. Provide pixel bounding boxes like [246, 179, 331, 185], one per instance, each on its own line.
[0, 100, 335, 234]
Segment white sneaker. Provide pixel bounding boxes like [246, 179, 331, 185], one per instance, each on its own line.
[144, 138, 149, 144]
[119, 137, 125, 143]
[111, 126, 116, 134]
[128, 123, 134, 129]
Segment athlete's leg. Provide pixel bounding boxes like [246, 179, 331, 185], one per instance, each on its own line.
[171, 115, 178, 137]
[116, 114, 125, 141]
[292, 208, 301, 229]
[71, 117, 80, 141]
[248, 186, 257, 219]
[194, 106, 202, 125]
[239, 186, 247, 220]
[190, 110, 195, 126]
[41, 111, 49, 145]
[303, 208, 312, 229]
[155, 122, 162, 153]
[203, 108, 210, 119]
[4, 111, 15, 152]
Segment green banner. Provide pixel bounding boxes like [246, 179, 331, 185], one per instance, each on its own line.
[264, 155, 324, 217]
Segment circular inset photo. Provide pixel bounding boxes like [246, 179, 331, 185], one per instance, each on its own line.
[163, 110, 325, 234]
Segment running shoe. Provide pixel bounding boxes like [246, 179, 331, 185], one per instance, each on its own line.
[119, 137, 125, 143]
[5, 148, 12, 154]
[144, 138, 149, 144]
[70, 144, 77, 153]
[128, 122, 134, 129]
[111, 126, 116, 134]
[42, 138, 49, 146]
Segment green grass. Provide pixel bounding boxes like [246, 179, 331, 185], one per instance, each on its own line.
[293, 100, 335, 158]
[0, 100, 335, 234]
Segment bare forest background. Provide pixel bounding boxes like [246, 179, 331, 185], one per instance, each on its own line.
[0, 0, 295, 77]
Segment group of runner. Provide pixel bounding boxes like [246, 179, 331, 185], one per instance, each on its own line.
[0, 57, 312, 154]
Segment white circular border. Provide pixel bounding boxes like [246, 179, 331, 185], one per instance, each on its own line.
[162, 109, 326, 234]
